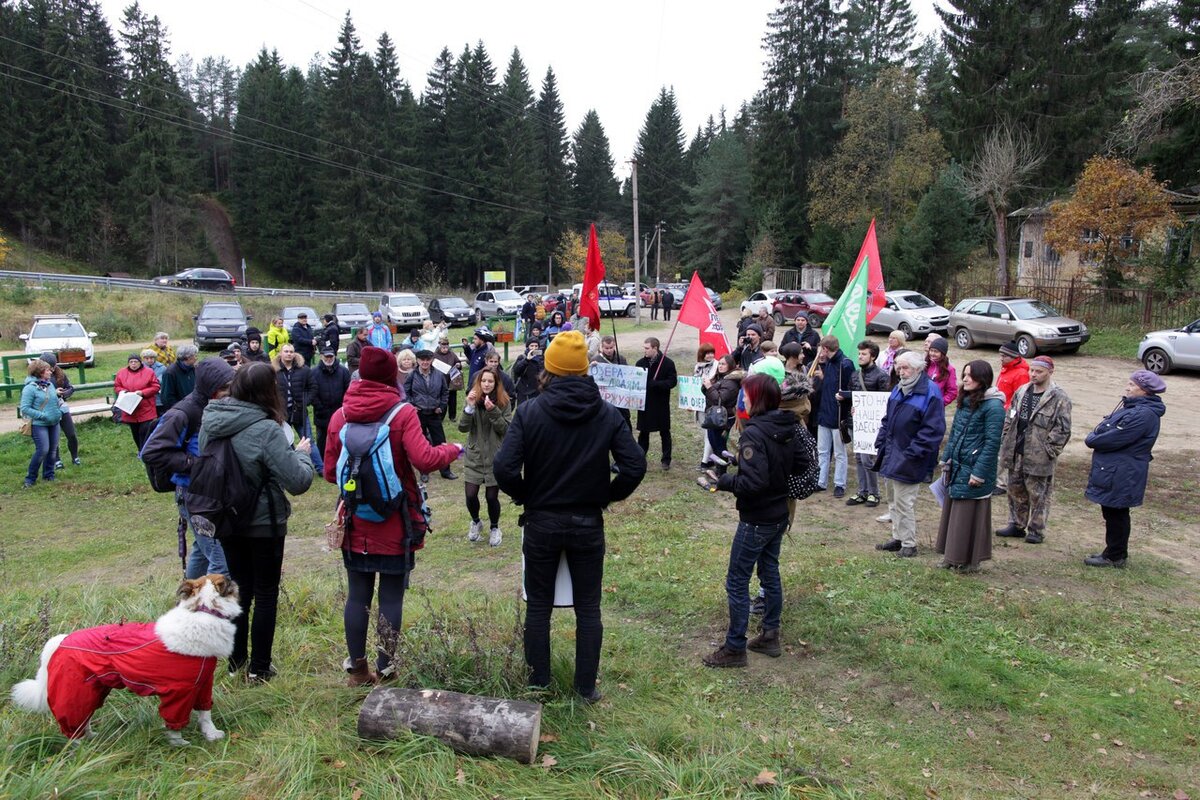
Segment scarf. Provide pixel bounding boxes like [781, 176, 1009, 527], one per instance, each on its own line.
[898, 370, 921, 395]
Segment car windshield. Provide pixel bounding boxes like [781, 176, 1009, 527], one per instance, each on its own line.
[391, 295, 421, 306]
[439, 297, 468, 308]
[31, 321, 85, 337]
[895, 293, 936, 309]
[802, 292, 835, 304]
[202, 305, 243, 319]
[493, 290, 521, 301]
[1010, 300, 1060, 320]
[337, 303, 369, 315]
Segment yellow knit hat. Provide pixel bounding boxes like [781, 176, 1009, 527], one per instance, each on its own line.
[544, 330, 590, 376]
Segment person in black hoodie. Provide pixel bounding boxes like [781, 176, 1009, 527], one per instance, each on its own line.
[701, 372, 794, 669]
[140, 358, 236, 577]
[242, 330, 271, 364]
[320, 314, 341, 356]
[494, 331, 647, 703]
[312, 347, 351, 467]
[780, 313, 821, 366]
[510, 338, 544, 406]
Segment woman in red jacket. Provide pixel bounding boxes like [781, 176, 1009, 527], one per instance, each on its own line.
[113, 353, 160, 451]
[323, 346, 462, 686]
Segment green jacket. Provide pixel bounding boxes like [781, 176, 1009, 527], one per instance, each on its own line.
[457, 401, 511, 475]
[199, 397, 313, 532]
[940, 389, 1005, 499]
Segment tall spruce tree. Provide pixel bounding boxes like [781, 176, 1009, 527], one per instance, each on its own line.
[570, 109, 621, 223]
[633, 87, 688, 262]
[533, 67, 571, 268]
[843, 0, 917, 86]
[496, 48, 543, 278]
[679, 130, 751, 288]
[418, 47, 457, 274]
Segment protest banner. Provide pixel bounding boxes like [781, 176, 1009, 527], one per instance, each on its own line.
[588, 362, 647, 411]
[851, 391, 890, 456]
[676, 376, 706, 411]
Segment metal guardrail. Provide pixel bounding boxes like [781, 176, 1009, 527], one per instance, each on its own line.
[0, 269, 387, 301]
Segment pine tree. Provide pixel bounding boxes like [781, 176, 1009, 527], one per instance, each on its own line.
[533, 67, 571, 269]
[633, 87, 688, 262]
[888, 166, 978, 297]
[496, 48, 543, 280]
[843, 0, 917, 86]
[570, 109, 621, 223]
[418, 47, 457, 274]
[679, 131, 752, 288]
[188, 55, 237, 192]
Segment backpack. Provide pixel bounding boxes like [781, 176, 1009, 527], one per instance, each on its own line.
[336, 403, 427, 551]
[140, 414, 187, 493]
[184, 434, 268, 539]
[787, 423, 819, 500]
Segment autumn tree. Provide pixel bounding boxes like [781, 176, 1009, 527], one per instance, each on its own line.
[553, 227, 631, 284]
[1045, 156, 1179, 288]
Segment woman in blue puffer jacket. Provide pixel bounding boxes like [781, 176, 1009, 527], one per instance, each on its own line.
[19, 359, 64, 488]
[1082, 370, 1166, 568]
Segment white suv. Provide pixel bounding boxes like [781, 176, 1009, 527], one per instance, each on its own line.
[19, 315, 98, 366]
[380, 293, 430, 330]
[474, 289, 524, 321]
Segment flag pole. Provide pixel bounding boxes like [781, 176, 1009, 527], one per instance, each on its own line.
[654, 316, 681, 380]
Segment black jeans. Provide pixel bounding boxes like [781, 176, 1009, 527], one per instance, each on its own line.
[223, 534, 286, 673]
[522, 512, 605, 694]
[1101, 505, 1132, 561]
[344, 570, 407, 672]
[128, 419, 156, 453]
[53, 411, 78, 462]
[418, 410, 447, 447]
[638, 427, 673, 465]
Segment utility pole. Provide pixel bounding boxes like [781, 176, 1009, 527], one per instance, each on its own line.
[655, 221, 665, 285]
[630, 159, 641, 324]
[547, 255, 552, 289]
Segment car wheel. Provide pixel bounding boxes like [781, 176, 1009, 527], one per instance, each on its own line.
[809, 314, 824, 328]
[1016, 334, 1037, 357]
[899, 322, 913, 338]
[1141, 347, 1172, 375]
[626, 304, 636, 318]
[773, 312, 785, 326]
[955, 327, 975, 349]
[475, 309, 484, 324]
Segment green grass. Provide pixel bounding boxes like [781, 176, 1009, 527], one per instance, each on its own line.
[1082, 326, 1146, 360]
[0, 406, 1197, 797]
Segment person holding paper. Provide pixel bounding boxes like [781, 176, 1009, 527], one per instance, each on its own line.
[845, 341, 890, 508]
[934, 361, 1005, 572]
[113, 352, 160, 451]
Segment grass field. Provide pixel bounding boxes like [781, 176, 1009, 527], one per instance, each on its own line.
[0, 397, 1197, 799]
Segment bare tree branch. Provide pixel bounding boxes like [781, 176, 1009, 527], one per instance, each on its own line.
[1110, 56, 1200, 153]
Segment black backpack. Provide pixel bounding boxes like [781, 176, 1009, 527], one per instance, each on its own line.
[184, 435, 269, 539]
[787, 422, 820, 500]
[139, 415, 185, 494]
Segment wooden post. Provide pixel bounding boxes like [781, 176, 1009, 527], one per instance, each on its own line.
[357, 687, 542, 764]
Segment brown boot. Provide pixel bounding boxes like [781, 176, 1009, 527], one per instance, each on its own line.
[702, 645, 747, 668]
[747, 628, 782, 657]
[344, 657, 378, 687]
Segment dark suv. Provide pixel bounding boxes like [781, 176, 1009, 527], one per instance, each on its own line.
[154, 268, 236, 291]
[194, 302, 252, 349]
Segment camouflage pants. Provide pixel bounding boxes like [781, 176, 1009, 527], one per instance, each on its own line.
[1006, 456, 1055, 534]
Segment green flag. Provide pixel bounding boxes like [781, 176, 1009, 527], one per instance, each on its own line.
[821, 256, 872, 366]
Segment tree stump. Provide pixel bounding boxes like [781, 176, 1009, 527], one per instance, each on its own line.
[357, 687, 542, 764]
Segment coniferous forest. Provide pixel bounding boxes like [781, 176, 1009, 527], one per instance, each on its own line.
[1, 0, 1197, 293]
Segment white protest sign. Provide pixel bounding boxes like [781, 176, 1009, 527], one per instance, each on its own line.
[588, 362, 647, 411]
[677, 376, 706, 411]
[851, 391, 891, 456]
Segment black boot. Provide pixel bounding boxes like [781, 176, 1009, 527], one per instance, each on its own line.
[995, 524, 1025, 538]
[747, 629, 781, 657]
[702, 645, 747, 668]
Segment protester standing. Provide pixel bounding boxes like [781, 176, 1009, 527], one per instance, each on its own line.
[484, 348, 517, 398]
[405, 349, 456, 481]
[40, 353, 80, 468]
[996, 341, 1031, 409]
[661, 289, 675, 321]
[702, 355, 742, 468]
[813, 335, 855, 497]
[19, 359, 63, 488]
[755, 308, 776, 341]
[312, 347, 351, 468]
[366, 312, 393, 351]
[432, 335, 463, 420]
[635, 337, 677, 470]
[320, 314, 341, 356]
[459, 366, 512, 546]
[846, 341, 889, 508]
[780, 313, 820, 366]
[879, 330, 906, 374]
[650, 288, 661, 321]
[462, 328, 495, 384]
[149, 332, 177, 366]
[242, 332, 271, 365]
[113, 353, 160, 451]
[591, 335, 631, 429]
[160, 344, 198, 412]
[935, 361, 1005, 571]
[926, 337, 958, 406]
[266, 316, 290, 360]
[1082, 370, 1166, 568]
[142, 349, 166, 410]
[290, 313, 316, 364]
[345, 326, 369, 373]
[511, 338, 544, 406]
[274, 344, 321, 473]
[494, 330, 647, 702]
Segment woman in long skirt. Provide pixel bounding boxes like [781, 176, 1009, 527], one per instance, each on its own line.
[935, 360, 1005, 572]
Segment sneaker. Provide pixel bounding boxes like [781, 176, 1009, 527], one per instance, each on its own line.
[702, 645, 747, 668]
[845, 493, 867, 506]
[468, 520, 483, 542]
[815, 485, 827, 493]
[488, 527, 502, 547]
[1024, 531, 1045, 544]
[247, 664, 277, 684]
[22, 480, 34, 489]
[54, 460, 64, 470]
[227, 658, 246, 675]
[747, 629, 782, 658]
[749, 595, 766, 616]
[1084, 554, 1126, 568]
[72, 457, 82, 466]
[898, 546, 918, 558]
[995, 524, 1025, 538]
[875, 539, 902, 552]
[875, 512, 892, 523]
[865, 494, 880, 508]
[833, 486, 845, 499]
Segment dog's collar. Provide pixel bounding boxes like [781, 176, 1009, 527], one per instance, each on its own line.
[196, 605, 231, 620]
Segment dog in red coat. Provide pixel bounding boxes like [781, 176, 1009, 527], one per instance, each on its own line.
[10, 574, 241, 746]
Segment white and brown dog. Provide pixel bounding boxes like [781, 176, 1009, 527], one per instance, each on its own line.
[11, 574, 241, 746]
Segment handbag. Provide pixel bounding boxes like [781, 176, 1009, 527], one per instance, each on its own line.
[19, 418, 32, 436]
[448, 366, 464, 392]
[839, 417, 853, 445]
[701, 405, 727, 430]
[324, 500, 346, 549]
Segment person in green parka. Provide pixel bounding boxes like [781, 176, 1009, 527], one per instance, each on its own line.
[935, 360, 1006, 572]
[458, 365, 512, 547]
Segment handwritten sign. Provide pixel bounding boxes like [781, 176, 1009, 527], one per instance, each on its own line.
[588, 362, 647, 411]
[850, 391, 890, 456]
[677, 376, 706, 411]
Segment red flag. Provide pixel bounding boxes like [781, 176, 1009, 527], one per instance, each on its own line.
[856, 218, 887, 323]
[579, 224, 605, 328]
[677, 271, 730, 358]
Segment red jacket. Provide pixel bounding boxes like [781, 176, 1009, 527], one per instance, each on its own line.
[324, 379, 459, 556]
[113, 364, 160, 423]
[47, 622, 216, 737]
[997, 357, 1030, 409]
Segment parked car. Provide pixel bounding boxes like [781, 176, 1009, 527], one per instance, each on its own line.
[194, 302, 252, 349]
[332, 302, 372, 333]
[19, 314, 97, 366]
[473, 289, 524, 321]
[572, 282, 639, 318]
[642, 283, 723, 311]
[739, 289, 788, 317]
[281, 305, 319, 331]
[1138, 317, 1200, 374]
[512, 284, 549, 297]
[428, 296, 474, 326]
[772, 290, 837, 327]
[867, 291, 951, 338]
[152, 267, 235, 292]
[949, 296, 1089, 356]
[380, 292, 430, 329]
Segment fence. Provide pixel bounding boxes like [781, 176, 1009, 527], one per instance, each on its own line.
[0, 270, 385, 302]
[946, 279, 1200, 331]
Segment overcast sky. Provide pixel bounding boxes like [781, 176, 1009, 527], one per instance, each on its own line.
[98, 0, 944, 177]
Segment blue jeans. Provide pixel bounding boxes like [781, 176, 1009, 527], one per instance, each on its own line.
[706, 420, 733, 457]
[302, 413, 323, 473]
[724, 518, 788, 651]
[26, 424, 60, 484]
[817, 425, 847, 489]
[177, 488, 229, 578]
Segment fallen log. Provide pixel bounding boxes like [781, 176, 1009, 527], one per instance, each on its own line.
[357, 687, 542, 764]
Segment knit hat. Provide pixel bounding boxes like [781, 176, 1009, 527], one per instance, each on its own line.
[544, 330, 589, 376]
[126, 353, 143, 365]
[358, 345, 397, 385]
[745, 323, 764, 337]
[247, 331, 262, 344]
[929, 337, 949, 355]
[40, 351, 57, 368]
[794, 312, 809, 321]
[749, 355, 786, 385]
[1030, 355, 1055, 371]
[140, 348, 157, 360]
[1129, 369, 1166, 394]
[999, 341, 1021, 357]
